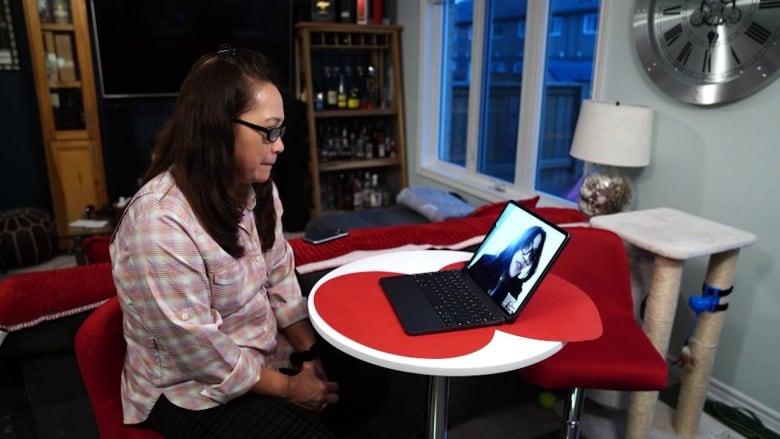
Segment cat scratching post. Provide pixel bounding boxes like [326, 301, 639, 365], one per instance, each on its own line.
[590, 208, 756, 438]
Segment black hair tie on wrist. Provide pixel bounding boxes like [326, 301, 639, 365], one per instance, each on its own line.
[290, 341, 321, 367]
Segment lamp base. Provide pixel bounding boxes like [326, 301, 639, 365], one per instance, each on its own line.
[578, 165, 633, 216]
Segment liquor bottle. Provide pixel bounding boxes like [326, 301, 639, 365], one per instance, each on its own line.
[364, 65, 377, 108]
[369, 173, 382, 207]
[347, 65, 360, 109]
[376, 137, 386, 158]
[352, 175, 363, 210]
[348, 88, 360, 109]
[313, 71, 325, 111]
[337, 71, 347, 109]
[362, 172, 373, 208]
[325, 66, 338, 108]
[356, 0, 369, 24]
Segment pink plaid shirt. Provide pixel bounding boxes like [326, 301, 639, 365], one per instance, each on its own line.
[110, 171, 307, 424]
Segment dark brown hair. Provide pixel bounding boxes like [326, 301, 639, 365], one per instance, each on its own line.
[143, 48, 281, 256]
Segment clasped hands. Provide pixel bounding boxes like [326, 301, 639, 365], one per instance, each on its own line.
[286, 358, 339, 412]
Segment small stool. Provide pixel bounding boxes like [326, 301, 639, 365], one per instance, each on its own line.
[591, 207, 757, 438]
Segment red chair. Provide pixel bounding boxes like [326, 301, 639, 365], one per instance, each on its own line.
[75, 296, 164, 439]
[520, 227, 668, 439]
[82, 236, 112, 264]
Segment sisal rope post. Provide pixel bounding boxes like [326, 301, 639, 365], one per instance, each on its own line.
[673, 250, 740, 436]
[625, 256, 684, 439]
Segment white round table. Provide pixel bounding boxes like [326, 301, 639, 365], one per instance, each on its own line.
[308, 250, 567, 439]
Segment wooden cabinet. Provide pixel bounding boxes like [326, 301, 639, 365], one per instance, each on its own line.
[21, 0, 107, 238]
[295, 22, 407, 217]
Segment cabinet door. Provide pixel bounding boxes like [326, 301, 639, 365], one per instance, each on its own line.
[50, 139, 105, 224]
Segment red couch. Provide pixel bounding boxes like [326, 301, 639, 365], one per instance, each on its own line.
[0, 202, 587, 438]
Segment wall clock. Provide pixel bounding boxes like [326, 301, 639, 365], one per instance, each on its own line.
[634, 0, 780, 105]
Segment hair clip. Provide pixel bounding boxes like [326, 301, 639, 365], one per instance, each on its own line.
[217, 43, 235, 57]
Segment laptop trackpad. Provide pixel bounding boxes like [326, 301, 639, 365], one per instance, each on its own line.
[381, 277, 444, 335]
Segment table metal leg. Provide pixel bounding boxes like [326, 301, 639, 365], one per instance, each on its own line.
[626, 256, 684, 438]
[673, 250, 739, 436]
[72, 235, 87, 266]
[427, 375, 449, 439]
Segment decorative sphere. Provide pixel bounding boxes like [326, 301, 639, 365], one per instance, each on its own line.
[538, 391, 557, 409]
[578, 167, 633, 216]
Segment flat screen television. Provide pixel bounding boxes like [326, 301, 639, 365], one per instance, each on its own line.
[89, 0, 293, 98]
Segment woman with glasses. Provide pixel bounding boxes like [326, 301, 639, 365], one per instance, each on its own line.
[109, 46, 382, 438]
[469, 226, 546, 313]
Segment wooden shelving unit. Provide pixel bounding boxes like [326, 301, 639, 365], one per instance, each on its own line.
[295, 22, 407, 217]
[21, 0, 107, 240]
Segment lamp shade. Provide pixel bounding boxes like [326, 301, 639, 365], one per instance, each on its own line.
[569, 100, 654, 167]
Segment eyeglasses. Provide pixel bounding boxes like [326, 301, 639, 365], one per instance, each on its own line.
[233, 118, 287, 142]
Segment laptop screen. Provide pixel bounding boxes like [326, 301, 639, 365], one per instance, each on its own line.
[464, 201, 570, 318]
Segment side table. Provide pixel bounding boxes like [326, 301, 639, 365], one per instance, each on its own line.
[591, 208, 756, 438]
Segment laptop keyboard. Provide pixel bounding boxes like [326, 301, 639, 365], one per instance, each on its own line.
[412, 271, 498, 328]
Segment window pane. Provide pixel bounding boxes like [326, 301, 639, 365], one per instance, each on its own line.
[437, 0, 473, 167]
[535, 0, 599, 200]
[477, 0, 526, 182]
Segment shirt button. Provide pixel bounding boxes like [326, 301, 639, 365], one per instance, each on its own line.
[255, 256, 262, 263]
[180, 313, 189, 321]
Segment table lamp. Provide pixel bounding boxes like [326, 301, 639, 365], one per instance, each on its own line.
[569, 100, 653, 216]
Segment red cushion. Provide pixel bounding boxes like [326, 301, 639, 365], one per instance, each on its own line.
[75, 297, 163, 439]
[290, 205, 588, 271]
[520, 227, 668, 391]
[0, 262, 115, 331]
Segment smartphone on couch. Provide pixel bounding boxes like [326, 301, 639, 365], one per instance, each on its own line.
[303, 229, 349, 245]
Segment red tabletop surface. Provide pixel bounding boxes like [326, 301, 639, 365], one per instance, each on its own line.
[313, 263, 602, 359]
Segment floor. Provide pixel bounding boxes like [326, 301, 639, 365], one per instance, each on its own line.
[1, 253, 747, 439]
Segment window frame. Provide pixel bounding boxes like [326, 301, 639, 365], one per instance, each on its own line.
[415, 0, 610, 206]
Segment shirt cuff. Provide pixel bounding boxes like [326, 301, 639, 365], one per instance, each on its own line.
[199, 348, 262, 404]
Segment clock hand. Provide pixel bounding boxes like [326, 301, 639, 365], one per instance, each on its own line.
[707, 28, 719, 47]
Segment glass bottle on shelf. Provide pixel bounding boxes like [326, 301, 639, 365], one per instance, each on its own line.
[368, 173, 382, 207]
[336, 69, 347, 109]
[325, 66, 337, 109]
[352, 175, 363, 210]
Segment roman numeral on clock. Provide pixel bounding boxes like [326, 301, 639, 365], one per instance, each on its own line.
[664, 24, 683, 45]
[745, 22, 771, 45]
[731, 46, 741, 65]
[676, 42, 693, 65]
[663, 5, 682, 15]
[758, 0, 780, 9]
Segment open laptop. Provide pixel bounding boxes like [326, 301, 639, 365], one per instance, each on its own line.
[379, 201, 570, 335]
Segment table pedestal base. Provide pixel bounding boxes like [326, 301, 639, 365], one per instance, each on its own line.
[427, 376, 449, 439]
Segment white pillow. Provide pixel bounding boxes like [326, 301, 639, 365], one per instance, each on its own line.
[396, 187, 474, 222]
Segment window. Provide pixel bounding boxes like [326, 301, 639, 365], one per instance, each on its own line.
[418, 0, 603, 204]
